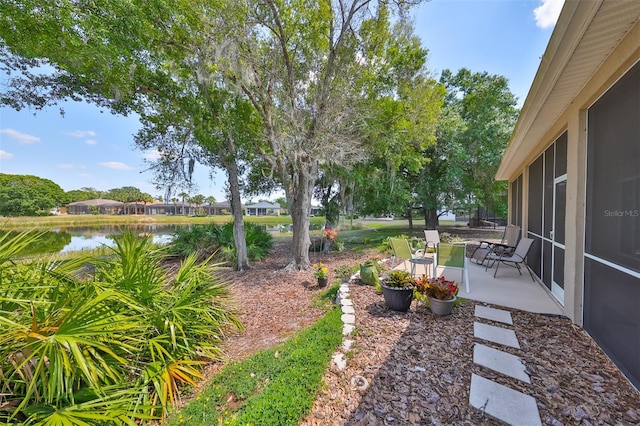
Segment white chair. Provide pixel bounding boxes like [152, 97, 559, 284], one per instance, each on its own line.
[423, 230, 440, 268]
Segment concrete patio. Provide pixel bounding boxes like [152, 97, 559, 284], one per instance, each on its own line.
[397, 258, 564, 316]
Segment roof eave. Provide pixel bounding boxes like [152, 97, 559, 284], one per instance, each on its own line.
[496, 0, 602, 181]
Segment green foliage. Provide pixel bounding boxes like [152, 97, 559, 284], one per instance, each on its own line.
[351, 14, 445, 219]
[332, 239, 345, 252]
[105, 186, 153, 203]
[65, 188, 105, 203]
[440, 232, 453, 243]
[0, 229, 71, 256]
[168, 222, 273, 266]
[0, 174, 66, 216]
[166, 306, 343, 425]
[0, 0, 436, 268]
[0, 230, 241, 424]
[435, 69, 518, 219]
[335, 264, 353, 280]
[169, 223, 223, 258]
[383, 269, 416, 289]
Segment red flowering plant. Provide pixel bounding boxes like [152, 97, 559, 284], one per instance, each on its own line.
[414, 275, 459, 301]
[323, 229, 338, 241]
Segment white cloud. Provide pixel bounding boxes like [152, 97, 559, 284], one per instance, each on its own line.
[0, 150, 14, 159]
[65, 130, 97, 138]
[78, 172, 92, 178]
[57, 164, 75, 169]
[143, 150, 162, 160]
[534, 0, 564, 29]
[0, 128, 40, 144]
[100, 161, 134, 170]
[85, 139, 98, 145]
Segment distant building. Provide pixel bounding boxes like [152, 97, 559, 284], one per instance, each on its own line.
[244, 202, 282, 216]
[66, 199, 239, 216]
[66, 199, 124, 215]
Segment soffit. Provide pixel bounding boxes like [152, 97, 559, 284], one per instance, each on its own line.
[497, 0, 640, 180]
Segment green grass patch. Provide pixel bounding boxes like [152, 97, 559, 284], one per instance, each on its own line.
[166, 300, 343, 426]
[312, 283, 340, 308]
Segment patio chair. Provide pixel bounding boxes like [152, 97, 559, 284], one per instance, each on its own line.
[435, 242, 470, 293]
[486, 237, 536, 280]
[423, 229, 440, 265]
[389, 237, 433, 278]
[471, 224, 520, 266]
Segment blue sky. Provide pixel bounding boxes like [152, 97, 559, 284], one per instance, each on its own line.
[0, 0, 563, 202]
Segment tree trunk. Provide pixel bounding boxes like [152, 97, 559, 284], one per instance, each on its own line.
[286, 164, 315, 270]
[407, 206, 414, 229]
[223, 157, 250, 271]
[423, 207, 439, 230]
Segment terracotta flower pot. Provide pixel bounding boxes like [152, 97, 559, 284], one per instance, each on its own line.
[429, 295, 456, 316]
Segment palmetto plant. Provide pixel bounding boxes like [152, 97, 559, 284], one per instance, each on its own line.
[167, 222, 273, 267]
[0, 230, 242, 425]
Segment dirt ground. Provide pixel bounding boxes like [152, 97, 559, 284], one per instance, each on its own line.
[200, 230, 640, 425]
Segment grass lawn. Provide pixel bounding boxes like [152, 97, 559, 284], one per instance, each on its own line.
[165, 287, 342, 426]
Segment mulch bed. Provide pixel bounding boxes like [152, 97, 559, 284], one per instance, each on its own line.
[200, 240, 640, 425]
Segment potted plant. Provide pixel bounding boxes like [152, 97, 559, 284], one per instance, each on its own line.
[381, 269, 416, 312]
[414, 275, 459, 316]
[313, 262, 329, 287]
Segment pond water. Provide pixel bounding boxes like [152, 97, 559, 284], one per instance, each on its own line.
[5, 222, 322, 256]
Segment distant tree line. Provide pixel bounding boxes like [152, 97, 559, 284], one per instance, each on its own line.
[0, 173, 218, 217]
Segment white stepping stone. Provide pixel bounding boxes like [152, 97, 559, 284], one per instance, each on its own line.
[475, 305, 513, 325]
[470, 374, 541, 426]
[342, 339, 355, 351]
[341, 313, 355, 324]
[341, 305, 355, 314]
[474, 322, 520, 349]
[341, 298, 353, 306]
[343, 324, 355, 335]
[474, 343, 530, 383]
[332, 353, 347, 370]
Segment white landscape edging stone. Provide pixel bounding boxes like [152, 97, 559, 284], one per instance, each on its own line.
[333, 278, 356, 370]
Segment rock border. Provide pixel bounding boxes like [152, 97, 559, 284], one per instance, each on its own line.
[333, 274, 357, 372]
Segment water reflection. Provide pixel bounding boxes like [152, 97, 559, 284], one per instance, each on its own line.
[261, 223, 322, 234]
[55, 224, 181, 253]
[6, 222, 324, 256]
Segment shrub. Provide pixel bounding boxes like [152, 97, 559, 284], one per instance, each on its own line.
[332, 239, 345, 252]
[0, 230, 242, 424]
[169, 223, 222, 258]
[335, 264, 353, 280]
[168, 222, 273, 267]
